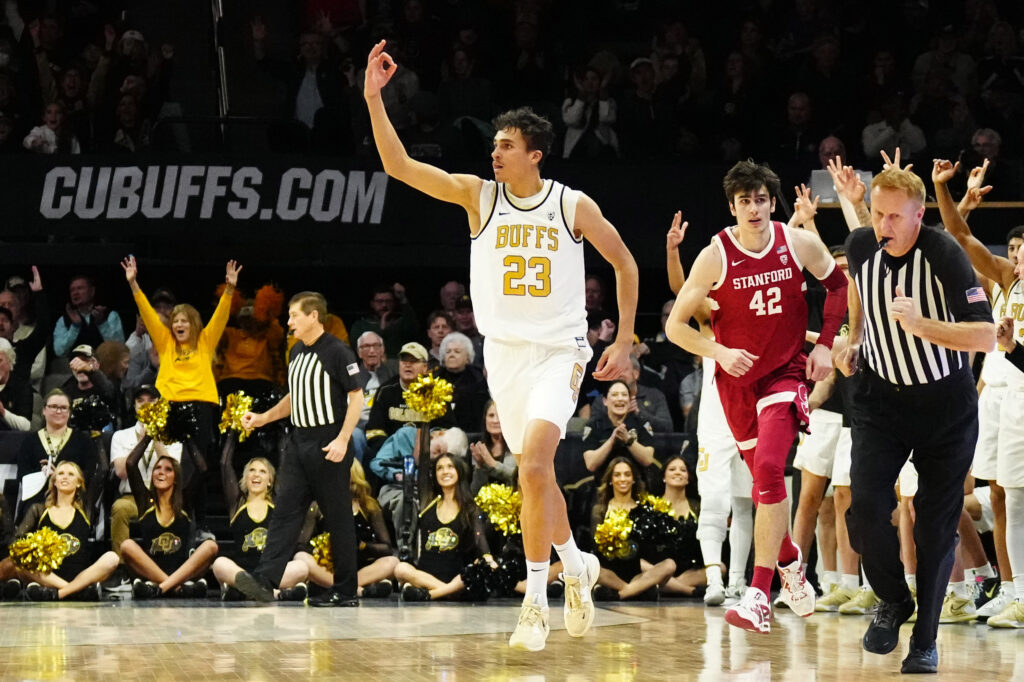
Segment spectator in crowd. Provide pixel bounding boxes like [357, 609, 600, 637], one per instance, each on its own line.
[650, 18, 706, 96]
[251, 16, 356, 154]
[711, 50, 761, 161]
[439, 281, 465, 314]
[438, 45, 493, 127]
[861, 48, 905, 122]
[577, 311, 616, 413]
[763, 91, 821, 181]
[371, 424, 468, 518]
[0, 338, 31, 431]
[588, 356, 672, 433]
[911, 25, 977, 99]
[2, 460, 117, 601]
[469, 400, 515, 495]
[590, 457, 677, 600]
[0, 266, 48, 391]
[582, 380, 656, 488]
[95, 340, 130, 418]
[794, 34, 852, 136]
[16, 389, 97, 515]
[23, 101, 79, 153]
[0, 109, 18, 154]
[106, 92, 150, 153]
[355, 35, 420, 137]
[394, 0, 444, 92]
[425, 310, 453, 366]
[585, 275, 606, 315]
[861, 92, 927, 164]
[364, 342, 452, 455]
[53, 275, 124, 358]
[216, 290, 287, 396]
[976, 20, 1024, 106]
[61, 344, 118, 429]
[450, 295, 483, 368]
[964, 127, 1021, 200]
[124, 288, 174, 395]
[108, 385, 182, 560]
[120, 432, 218, 599]
[355, 330, 396, 424]
[350, 284, 420, 357]
[635, 298, 695, 432]
[658, 456, 705, 596]
[393, 454, 496, 601]
[617, 57, 669, 160]
[504, 18, 560, 117]
[436, 332, 488, 433]
[562, 65, 618, 160]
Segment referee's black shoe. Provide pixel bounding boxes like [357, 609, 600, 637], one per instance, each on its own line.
[863, 596, 916, 654]
[900, 636, 938, 674]
[308, 589, 359, 607]
[234, 570, 275, 602]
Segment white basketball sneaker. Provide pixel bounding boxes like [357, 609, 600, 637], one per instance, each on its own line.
[562, 551, 600, 637]
[725, 587, 772, 633]
[509, 595, 550, 651]
[777, 553, 815, 616]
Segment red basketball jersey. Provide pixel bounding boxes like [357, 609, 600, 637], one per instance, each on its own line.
[708, 221, 808, 385]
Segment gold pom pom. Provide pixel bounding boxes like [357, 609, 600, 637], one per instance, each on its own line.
[641, 493, 674, 515]
[9, 527, 70, 573]
[311, 532, 333, 573]
[219, 392, 255, 443]
[402, 373, 454, 422]
[136, 398, 175, 444]
[594, 507, 635, 560]
[474, 483, 522, 536]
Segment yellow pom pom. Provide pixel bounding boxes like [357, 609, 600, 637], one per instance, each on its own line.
[136, 398, 175, 444]
[402, 373, 454, 422]
[594, 508, 635, 560]
[9, 527, 70, 573]
[641, 494, 674, 515]
[311, 532, 333, 573]
[474, 483, 522, 536]
[219, 392, 255, 443]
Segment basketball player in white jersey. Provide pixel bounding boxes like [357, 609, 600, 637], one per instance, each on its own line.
[364, 41, 638, 651]
[666, 213, 754, 606]
[934, 159, 1024, 627]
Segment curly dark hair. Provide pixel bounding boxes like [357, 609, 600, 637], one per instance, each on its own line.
[722, 159, 781, 205]
[491, 107, 554, 165]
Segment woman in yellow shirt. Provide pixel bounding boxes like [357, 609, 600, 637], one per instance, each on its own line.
[121, 256, 241, 523]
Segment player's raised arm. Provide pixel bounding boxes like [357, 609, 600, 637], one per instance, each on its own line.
[364, 40, 481, 212]
[789, 229, 848, 380]
[576, 194, 638, 381]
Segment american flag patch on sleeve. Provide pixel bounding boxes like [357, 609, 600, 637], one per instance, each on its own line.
[347, 362, 359, 376]
[965, 287, 987, 304]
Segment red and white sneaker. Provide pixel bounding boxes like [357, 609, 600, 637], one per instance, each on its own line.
[725, 587, 772, 633]
[777, 553, 815, 616]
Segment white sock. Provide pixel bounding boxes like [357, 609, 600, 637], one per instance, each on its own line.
[841, 573, 859, 591]
[729, 497, 754, 577]
[700, 540, 723, 568]
[1002, 581, 1016, 599]
[525, 560, 550, 608]
[976, 562, 996, 579]
[905, 574, 917, 591]
[965, 568, 977, 584]
[553, 536, 584, 577]
[1013, 574, 1024, 600]
[822, 570, 840, 590]
[706, 566, 723, 586]
[949, 580, 970, 599]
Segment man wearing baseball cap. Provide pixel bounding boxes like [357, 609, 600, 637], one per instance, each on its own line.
[61, 344, 118, 429]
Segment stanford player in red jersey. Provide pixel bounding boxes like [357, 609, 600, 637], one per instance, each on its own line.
[665, 160, 848, 634]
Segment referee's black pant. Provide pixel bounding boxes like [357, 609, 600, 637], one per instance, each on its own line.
[257, 425, 357, 597]
[846, 366, 977, 649]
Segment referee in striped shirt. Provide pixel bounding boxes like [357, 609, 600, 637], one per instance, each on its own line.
[236, 291, 364, 606]
[836, 167, 995, 673]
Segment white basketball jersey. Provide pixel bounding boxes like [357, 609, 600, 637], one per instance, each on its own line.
[470, 179, 587, 346]
[981, 284, 1011, 387]
[697, 355, 731, 438]
[1003, 279, 1024, 389]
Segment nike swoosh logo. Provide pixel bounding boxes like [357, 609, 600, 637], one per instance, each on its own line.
[759, 490, 770, 495]
[732, 259, 746, 266]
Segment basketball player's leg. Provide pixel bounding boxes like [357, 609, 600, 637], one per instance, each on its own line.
[792, 410, 842, 560]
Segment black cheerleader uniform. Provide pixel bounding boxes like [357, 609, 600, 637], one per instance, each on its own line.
[414, 498, 489, 583]
[37, 507, 92, 582]
[593, 506, 642, 581]
[137, 506, 191, 575]
[667, 508, 700, 573]
[230, 502, 273, 573]
[354, 507, 393, 569]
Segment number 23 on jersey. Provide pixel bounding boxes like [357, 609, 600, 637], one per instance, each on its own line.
[503, 255, 551, 297]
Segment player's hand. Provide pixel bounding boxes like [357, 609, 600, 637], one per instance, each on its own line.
[805, 344, 833, 382]
[826, 156, 866, 204]
[835, 337, 860, 376]
[364, 40, 397, 99]
[881, 148, 912, 174]
[966, 158, 990, 191]
[714, 346, 758, 378]
[997, 316, 1016, 352]
[930, 158, 960, 186]
[241, 411, 265, 431]
[322, 435, 349, 462]
[666, 211, 688, 251]
[593, 341, 631, 381]
[890, 286, 921, 335]
[959, 184, 993, 213]
[791, 183, 820, 226]
[597, 318, 616, 342]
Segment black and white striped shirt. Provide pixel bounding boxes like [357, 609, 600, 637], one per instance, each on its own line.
[846, 225, 992, 386]
[288, 334, 361, 428]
